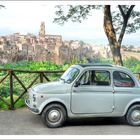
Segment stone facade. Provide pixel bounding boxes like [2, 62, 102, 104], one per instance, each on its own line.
[0, 22, 64, 64]
[0, 22, 138, 64]
[39, 22, 45, 43]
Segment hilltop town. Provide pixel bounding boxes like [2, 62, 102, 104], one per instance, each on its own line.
[0, 22, 140, 64]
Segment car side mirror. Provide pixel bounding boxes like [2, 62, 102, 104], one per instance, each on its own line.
[74, 81, 80, 87]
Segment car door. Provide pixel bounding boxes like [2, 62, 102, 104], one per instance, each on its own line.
[71, 69, 114, 114]
[113, 71, 137, 111]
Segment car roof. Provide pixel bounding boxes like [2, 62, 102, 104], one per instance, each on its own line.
[72, 63, 133, 74]
[70, 64, 139, 86]
[77, 64, 113, 68]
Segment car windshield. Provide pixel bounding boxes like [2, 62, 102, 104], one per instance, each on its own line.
[60, 67, 80, 83]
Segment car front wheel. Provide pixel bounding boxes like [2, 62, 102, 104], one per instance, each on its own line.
[126, 104, 140, 126]
[41, 104, 67, 128]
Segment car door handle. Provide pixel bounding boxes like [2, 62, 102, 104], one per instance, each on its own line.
[73, 89, 77, 92]
[113, 90, 115, 94]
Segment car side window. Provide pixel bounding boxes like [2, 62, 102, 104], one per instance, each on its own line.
[79, 71, 91, 85]
[78, 70, 111, 86]
[94, 71, 111, 86]
[113, 71, 135, 87]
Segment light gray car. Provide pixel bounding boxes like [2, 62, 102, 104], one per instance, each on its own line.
[25, 64, 140, 128]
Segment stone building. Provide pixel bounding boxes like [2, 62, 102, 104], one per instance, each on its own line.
[0, 21, 124, 64]
[39, 22, 45, 43]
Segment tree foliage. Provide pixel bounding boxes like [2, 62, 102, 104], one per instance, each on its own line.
[0, 5, 5, 8]
[112, 5, 140, 34]
[54, 5, 140, 35]
[54, 5, 102, 24]
[54, 5, 140, 66]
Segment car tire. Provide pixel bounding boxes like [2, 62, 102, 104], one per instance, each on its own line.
[126, 104, 140, 126]
[41, 104, 67, 128]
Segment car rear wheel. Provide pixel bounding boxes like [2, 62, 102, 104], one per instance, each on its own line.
[126, 105, 140, 126]
[41, 104, 67, 128]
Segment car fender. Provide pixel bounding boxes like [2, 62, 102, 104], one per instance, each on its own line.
[123, 98, 140, 116]
[38, 98, 69, 114]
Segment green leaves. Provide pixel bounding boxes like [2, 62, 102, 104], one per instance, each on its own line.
[112, 5, 140, 34]
[54, 5, 140, 38]
[124, 57, 140, 72]
[0, 95, 25, 110]
[0, 5, 5, 9]
[54, 5, 102, 24]
[2, 61, 63, 71]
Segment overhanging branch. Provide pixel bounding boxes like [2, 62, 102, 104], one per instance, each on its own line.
[118, 5, 135, 45]
[118, 5, 126, 19]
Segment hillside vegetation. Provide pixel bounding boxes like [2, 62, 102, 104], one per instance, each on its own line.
[0, 58, 139, 110]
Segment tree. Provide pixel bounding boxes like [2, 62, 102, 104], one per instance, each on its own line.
[54, 5, 140, 66]
[0, 5, 5, 8]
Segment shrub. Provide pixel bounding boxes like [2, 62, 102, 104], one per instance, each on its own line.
[0, 95, 25, 110]
[124, 57, 140, 72]
[0, 59, 139, 110]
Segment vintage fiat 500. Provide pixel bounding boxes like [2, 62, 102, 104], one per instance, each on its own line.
[25, 64, 140, 128]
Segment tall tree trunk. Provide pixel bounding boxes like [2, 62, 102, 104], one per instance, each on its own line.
[110, 44, 123, 66]
[104, 5, 123, 66]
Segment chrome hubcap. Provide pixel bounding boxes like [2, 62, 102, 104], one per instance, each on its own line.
[131, 110, 140, 122]
[48, 110, 61, 123]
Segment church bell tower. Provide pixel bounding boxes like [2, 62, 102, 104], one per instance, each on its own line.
[39, 22, 45, 43]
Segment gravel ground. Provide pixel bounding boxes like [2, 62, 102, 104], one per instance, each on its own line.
[0, 107, 140, 135]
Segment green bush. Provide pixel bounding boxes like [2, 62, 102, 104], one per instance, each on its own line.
[0, 100, 8, 110]
[0, 59, 140, 110]
[2, 61, 63, 71]
[0, 95, 25, 110]
[0, 61, 67, 110]
[124, 57, 140, 72]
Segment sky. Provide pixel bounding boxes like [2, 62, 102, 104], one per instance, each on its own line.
[0, 1, 140, 46]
